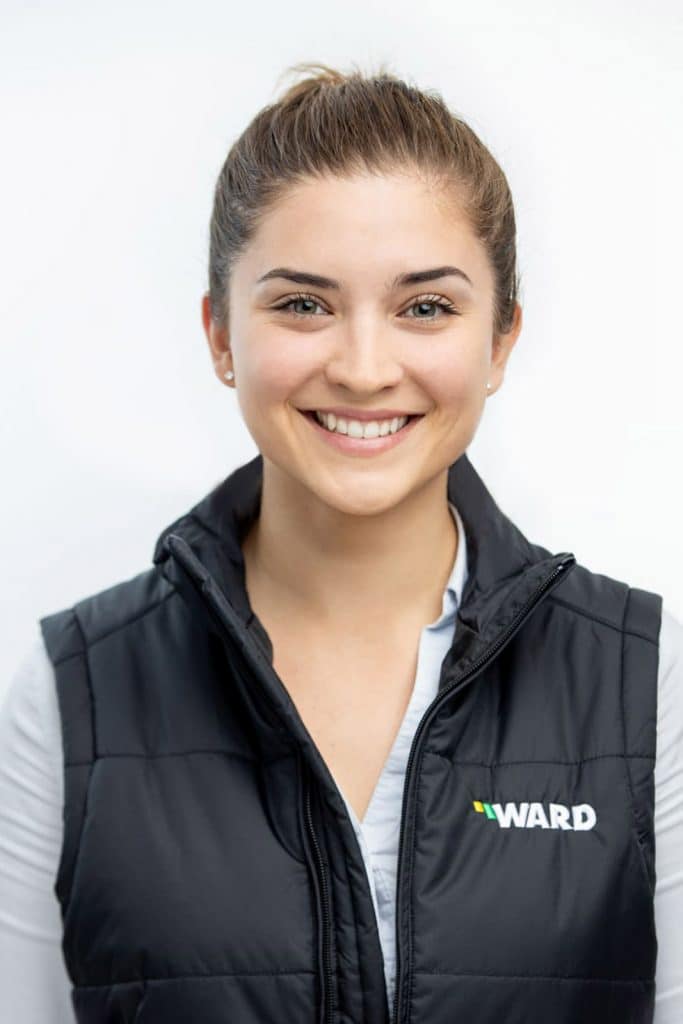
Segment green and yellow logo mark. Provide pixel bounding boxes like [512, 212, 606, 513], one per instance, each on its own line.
[473, 800, 498, 820]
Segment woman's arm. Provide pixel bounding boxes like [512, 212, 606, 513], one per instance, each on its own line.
[653, 605, 683, 1022]
[0, 624, 75, 1024]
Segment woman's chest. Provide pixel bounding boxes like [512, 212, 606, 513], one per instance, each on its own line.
[271, 634, 421, 823]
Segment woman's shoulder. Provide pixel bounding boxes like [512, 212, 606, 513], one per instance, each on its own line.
[659, 604, 683, 675]
[1, 621, 63, 776]
[656, 604, 683, 776]
[0, 622, 64, 881]
[38, 562, 177, 664]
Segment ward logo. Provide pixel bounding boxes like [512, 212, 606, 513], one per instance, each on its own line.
[473, 800, 597, 831]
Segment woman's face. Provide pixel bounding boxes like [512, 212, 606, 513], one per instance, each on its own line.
[202, 171, 522, 516]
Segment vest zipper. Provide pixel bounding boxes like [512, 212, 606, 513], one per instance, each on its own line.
[390, 552, 576, 1024]
[302, 756, 335, 1024]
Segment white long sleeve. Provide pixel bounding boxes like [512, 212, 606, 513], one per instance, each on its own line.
[1, 607, 682, 1023]
[0, 625, 76, 1024]
[652, 606, 683, 1019]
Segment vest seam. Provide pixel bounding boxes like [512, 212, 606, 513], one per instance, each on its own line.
[412, 969, 653, 984]
[53, 587, 177, 664]
[618, 586, 656, 899]
[57, 610, 97, 922]
[63, 749, 297, 767]
[421, 751, 655, 767]
[71, 966, 653, 990]
[547, 595, 658, 644]
[59, 750, 662, 769]
[75, 968, 317, 989]
[75, 608, 99, 760]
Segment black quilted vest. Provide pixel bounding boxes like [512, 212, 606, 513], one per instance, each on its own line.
[39, 451, 662, 1023]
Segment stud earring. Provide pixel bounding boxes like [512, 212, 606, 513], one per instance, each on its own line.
[486, 381, 492, 392]
[224, 369, 234, 382]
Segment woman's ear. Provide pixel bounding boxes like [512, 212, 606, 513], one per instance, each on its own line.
[488, 302, 523, 395]
[201, 293, 234, 386]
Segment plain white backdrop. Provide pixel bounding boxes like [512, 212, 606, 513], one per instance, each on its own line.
[1, 0, 681, 698]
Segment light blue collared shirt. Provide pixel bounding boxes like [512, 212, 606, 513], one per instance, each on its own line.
[334, 501, 469, 1012]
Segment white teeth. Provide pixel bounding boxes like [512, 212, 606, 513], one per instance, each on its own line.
[314, 411, 409, 438]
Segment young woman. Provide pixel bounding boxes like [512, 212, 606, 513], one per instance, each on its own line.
[1, 63, 681, 1024]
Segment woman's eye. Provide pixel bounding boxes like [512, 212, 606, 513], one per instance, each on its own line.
[271, 292, 461, 321]
[401, 295, 461, 321]
[272, 294, 328, 318]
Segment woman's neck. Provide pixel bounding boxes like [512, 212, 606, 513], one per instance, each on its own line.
[240, 461, 459, 631]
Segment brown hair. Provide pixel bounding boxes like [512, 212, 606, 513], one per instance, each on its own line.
[207, 60, 520, 337]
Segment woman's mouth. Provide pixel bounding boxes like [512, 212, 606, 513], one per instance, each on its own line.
[297, 408, 424, 456]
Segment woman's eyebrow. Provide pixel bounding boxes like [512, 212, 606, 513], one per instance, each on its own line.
[255, 265, 473, 290]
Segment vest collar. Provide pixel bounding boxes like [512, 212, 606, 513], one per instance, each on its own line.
[151, 449, 575, 776]
[152, 449, 574, 645]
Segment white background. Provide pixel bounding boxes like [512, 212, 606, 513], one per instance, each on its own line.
[2, 0, 681, 697]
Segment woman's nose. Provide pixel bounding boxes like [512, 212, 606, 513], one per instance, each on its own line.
[323, 322, 404, 393]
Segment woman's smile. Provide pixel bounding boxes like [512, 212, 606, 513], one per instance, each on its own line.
[297, 407, 425, 456]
